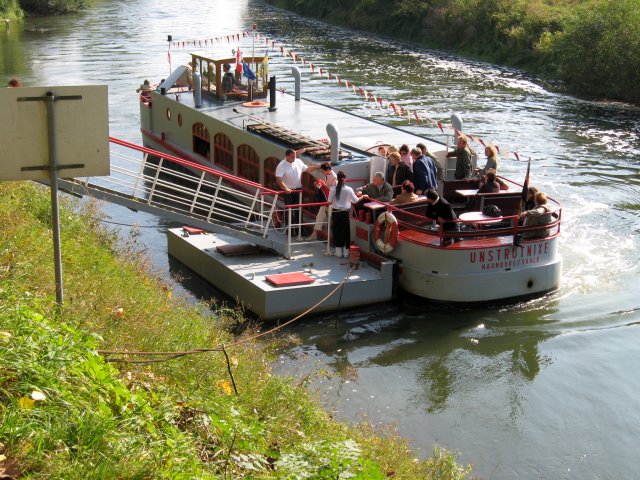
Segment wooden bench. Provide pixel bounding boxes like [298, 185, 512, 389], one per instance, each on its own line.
[442, 179, 480, 207]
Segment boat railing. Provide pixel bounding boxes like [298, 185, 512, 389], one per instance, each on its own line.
[67, 138, 291, 243]
[282, 199, 332, 258]
[364, 198, 562, 248]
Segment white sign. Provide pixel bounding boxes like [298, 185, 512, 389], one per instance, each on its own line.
[0, 85, 110, 181]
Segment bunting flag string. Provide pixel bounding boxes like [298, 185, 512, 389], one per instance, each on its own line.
[257, 32, 526, 161]
[168, 31, 250, 50]
[166, 29, 526, 161]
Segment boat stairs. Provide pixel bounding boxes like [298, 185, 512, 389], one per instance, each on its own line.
[48, 137, 396, 320]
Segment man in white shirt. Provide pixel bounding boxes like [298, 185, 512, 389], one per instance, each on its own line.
[275, 148, 320, 236]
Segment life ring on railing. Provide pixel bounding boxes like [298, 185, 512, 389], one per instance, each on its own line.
[374, 211, 399, 254]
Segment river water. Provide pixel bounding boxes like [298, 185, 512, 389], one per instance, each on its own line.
[2, 1, 639, 478]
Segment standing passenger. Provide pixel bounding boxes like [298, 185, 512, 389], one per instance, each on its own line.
[446, 135, 473, 179]
[328, 171, 359, 258]
[398, 144, 413, 170]
[411, 148, 438, 195]
[275, 148, 320, 235]
[417, 143, 443, 181]
[386, 151, 412, 188]
[305, 162, 337, 241]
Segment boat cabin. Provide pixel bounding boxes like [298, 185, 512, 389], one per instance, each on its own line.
[190, 53, 269, 101]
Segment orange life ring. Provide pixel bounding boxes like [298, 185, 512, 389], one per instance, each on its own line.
[373, 211, 399, 254]
[241, 100, 268, 108]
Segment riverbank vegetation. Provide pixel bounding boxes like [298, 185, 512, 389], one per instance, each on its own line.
[267, 0, 640, 104]
[0, 181, 471, 479]
[1, 0, 86, 18]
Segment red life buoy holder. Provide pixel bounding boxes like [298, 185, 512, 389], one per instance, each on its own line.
[374, 211, 399, 254]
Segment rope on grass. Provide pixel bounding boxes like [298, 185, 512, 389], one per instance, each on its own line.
[99, 268, 353, 364]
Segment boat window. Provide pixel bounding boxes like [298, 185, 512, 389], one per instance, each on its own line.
[192, 122, 210, 160]
[237, 144, 260, 183]
[177, 113, 182, 127]
[263, 157, 280, 190]
[166, 108, 172, 121]
[213, 132, 233, 171]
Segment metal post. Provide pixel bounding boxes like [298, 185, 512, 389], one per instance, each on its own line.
[326, 205, 332, 255]
[287, 207, 292, 259]
[46, 92, 64, 306]
[297, 190, 302, 240]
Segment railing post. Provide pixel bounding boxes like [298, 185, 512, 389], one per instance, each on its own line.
[207, 177, 224, 222]
[190, 170, 207, 214]
[147, 157, 164, 205]
[326, 205, 332, 255]
[287, 207, 292, 259]
[297, 190, 303, 240]
[263, 195, 278, 237]
[131, 152, 147, 198]
[245, 189, 260, 228]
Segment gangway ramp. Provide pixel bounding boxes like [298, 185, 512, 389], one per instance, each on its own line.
[54, 137, 303, 258]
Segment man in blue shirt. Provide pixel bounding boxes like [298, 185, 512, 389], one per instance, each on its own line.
[410, 148, 438, 195]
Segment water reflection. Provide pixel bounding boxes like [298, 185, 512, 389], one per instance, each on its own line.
[280, 300, 557, 418]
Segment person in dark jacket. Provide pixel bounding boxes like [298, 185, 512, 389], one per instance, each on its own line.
[425, 189, 459, 237]
[478, 169, 500, 193]
[386, 152, 412, 189]
[411, 148, 438, 195]
[446, 135, 473, 179]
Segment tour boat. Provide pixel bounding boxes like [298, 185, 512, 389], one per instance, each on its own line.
[139, 52, 562, 303]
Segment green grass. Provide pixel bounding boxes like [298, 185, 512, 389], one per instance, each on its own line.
[0, 181, 472, 479]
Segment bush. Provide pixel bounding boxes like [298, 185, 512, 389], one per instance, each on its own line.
[18, 0, 86, 15]
[550, 0, 640, 102]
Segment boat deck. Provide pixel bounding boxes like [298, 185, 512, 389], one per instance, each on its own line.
[165, 89, 444, 155]
[167, 228, 395, 320]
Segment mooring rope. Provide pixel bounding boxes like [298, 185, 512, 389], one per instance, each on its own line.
[99, 268, 353, 364]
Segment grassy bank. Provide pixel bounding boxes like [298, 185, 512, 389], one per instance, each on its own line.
[0, 181, 471, 479]
[267, 0, 640, 104]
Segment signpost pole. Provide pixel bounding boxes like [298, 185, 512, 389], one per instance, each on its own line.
[46, 91, 64, 306]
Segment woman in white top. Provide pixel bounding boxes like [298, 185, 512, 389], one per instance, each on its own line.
[305, 162, 338, 241]
[327, 171, 359, 258]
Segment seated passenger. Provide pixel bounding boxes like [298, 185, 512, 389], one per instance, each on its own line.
[386, 152, 412, 189]
[136, 79, 154, 94]
[390, 180, 420, 205]
[475, 143, 499, 177]
[525, 186, 538, 211]
[519, 192, 553, 238]
[356, 172, 393, 203]
[478, 169, 500, 193]
[425, 189, 459, 241]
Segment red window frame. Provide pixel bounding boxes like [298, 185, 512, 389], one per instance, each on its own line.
[263, 157, 280, 191]
[213, 133, 234, 172]
[237, 144, 260, 183]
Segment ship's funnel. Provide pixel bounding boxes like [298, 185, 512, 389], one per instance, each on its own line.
[291, 66, 301, 101]
[451, 113, 463, 139]
[326, 123, 339, 165]
[193, 71, 202, 108]
[268, 76, 277, 112]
